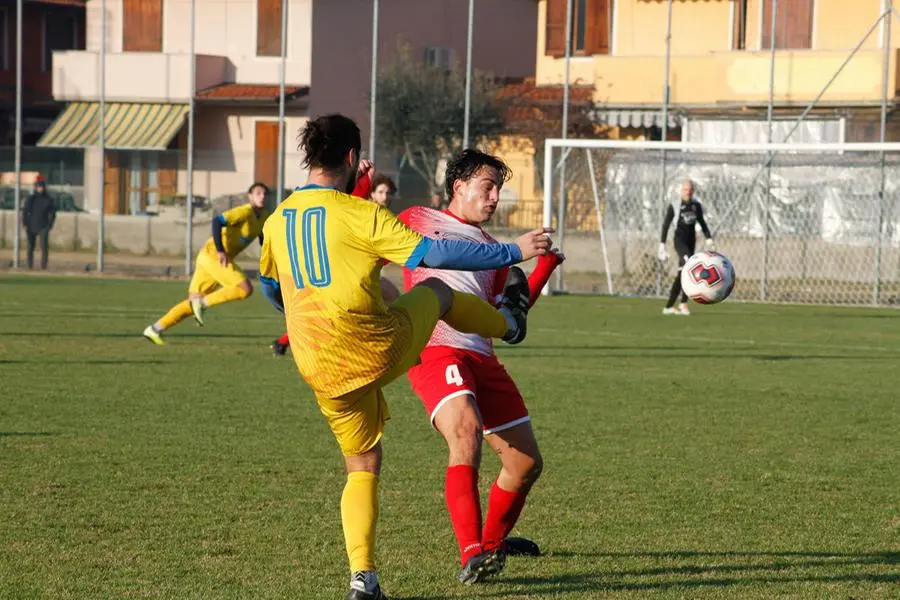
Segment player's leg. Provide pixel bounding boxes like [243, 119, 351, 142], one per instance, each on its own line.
[143, 259, 213, 345]
[271, 332, 291, 356]
[191, 260, 253, 324]
[663, 242, 689, 314]
[677, 242, 696, 314]
[319, 387, 390, 600]
[478, 357, 542, 556]
[409, 349, 502, 583]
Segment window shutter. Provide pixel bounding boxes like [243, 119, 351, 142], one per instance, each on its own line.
[257, 0, 284, 57]
[123, 0, 162, 52]
[762, 0, 812, 50]
[584, 0, 610, 55]
[545, 0, 566, 57]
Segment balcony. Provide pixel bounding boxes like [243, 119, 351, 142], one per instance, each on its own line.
[52, 51, 231, 103]
[540, 49, 900, 107]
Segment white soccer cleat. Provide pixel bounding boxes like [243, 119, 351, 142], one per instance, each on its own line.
[662, 307, 678, 315]
[677, 303, 691, 316]
[190, 298, 205, 326]
[143, 326, 165, 346]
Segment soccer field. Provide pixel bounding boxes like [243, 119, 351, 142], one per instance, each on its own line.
[1, 274, 898, 599]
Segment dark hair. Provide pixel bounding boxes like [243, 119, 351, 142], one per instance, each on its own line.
[370, 173, 397, 195]
[299, 114, 362, 171]
[444, 149, 511, 201]
[248, 182, 269, 194]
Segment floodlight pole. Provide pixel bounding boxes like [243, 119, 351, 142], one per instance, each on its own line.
[554, 0, 574, 291]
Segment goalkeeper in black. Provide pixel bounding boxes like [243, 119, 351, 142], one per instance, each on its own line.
[658, 179, 715, 315]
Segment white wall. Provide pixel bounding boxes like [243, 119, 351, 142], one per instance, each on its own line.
[84, 0, 312, 87]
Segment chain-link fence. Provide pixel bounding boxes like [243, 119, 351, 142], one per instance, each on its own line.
[544, 142, 900, 306]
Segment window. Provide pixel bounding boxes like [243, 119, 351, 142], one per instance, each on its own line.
[123, 0, 162, 52]
[762, 0, 814, 50]
[546, 0, 611, 57]
[732, 0, 749, 50]
[425, 46, 455, 70]
[43, 12, 78, 72]
[105, 151, 176, 215]
[257, 0, 285, 57]
[0, 8, 8, 70]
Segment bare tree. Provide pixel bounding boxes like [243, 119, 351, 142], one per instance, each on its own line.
[374, 45, 506, 197]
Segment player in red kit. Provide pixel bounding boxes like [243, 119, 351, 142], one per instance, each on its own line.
[398, 150, 563, 585]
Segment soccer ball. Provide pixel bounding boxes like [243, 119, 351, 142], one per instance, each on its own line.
[680, 251, 736, 305]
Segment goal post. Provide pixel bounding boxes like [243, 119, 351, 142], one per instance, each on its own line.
[542, 138, 900, 306]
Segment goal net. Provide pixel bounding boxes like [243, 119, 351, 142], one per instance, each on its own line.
[541, 139, 900, 306]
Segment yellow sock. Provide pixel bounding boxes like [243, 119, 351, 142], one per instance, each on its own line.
[341, 471, 379, 573]
[156, 300, 193, 331]
[442, 291, 508, 339]
[203, 285, 250, 309]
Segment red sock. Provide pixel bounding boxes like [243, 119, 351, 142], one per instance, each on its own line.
[482, 481, 528, 550]
[278, 332, 290, 347]
[445, 465, 483, 565]
[527, 252, 564, 306]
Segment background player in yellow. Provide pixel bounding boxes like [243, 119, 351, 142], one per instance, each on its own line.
[258, 114, 553, 600]
[143, 183, 270, 345]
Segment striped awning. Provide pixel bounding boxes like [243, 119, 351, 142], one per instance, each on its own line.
[37, 102, 188, 150]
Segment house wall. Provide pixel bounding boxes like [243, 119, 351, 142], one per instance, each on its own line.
[536, 0, 900, 105]
[82, 0, 312, 87]
[309, 0, 538, 146]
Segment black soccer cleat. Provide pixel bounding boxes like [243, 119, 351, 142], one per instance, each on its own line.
[499, 266, 530, 345]
[457, 549, 506, 585]
[504, 536, 541, 557]
[347, 571, 388, 600]
[270, 339, 288, 357]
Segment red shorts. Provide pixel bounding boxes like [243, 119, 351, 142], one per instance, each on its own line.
[407, 346, 530, 434]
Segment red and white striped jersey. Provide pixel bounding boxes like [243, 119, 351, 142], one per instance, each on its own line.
[399, 206, 507, 357]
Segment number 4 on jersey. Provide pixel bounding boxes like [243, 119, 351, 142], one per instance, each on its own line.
[284, 207, 332, 289]
[445, 364, 464, 387]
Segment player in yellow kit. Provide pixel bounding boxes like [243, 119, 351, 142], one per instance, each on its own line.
[142, 182, 270, 345]
[258, 114, 553, 600]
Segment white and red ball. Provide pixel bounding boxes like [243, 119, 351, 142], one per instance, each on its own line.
[680, 251, 736, 305]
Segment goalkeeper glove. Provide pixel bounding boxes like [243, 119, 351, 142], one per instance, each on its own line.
[657, 243, 669, 262]
[705, 238, 716, 252]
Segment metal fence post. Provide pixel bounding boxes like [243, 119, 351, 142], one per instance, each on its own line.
[657, 0, 673, 297]
[555, 0, 574, 291]
[12, 0, 22, 269]
[761, 0, 778, 301]
[275, 0, 288, 203]
[186, 0, 196, 276]
[874, 0, 893, 305]
[368, 0, 379, 162]
[97, 0, 107, 273]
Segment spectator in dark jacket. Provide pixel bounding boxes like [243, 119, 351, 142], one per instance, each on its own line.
[22, 178, 56, 270]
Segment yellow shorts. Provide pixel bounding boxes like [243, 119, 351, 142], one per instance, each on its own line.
[317, 286, 442, 457]
[188, 251, 248, 295]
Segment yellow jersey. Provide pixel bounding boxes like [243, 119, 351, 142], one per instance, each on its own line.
[260, 186, 429, 398]
[203, 203, 271, 259]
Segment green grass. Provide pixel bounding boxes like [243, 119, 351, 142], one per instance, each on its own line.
[0, 274, 898, 599]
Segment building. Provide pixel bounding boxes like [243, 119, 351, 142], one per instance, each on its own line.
[36, 0, 538, 216]
[537, 0, 900, 142]
[0, 0, 86, 146]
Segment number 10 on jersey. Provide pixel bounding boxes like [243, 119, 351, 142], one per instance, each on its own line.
[284, 207, 332, 289]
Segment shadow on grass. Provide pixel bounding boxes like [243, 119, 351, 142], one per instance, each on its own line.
[0, 359, 172, 365]
[479, 550, 899, 596]
[0, 431, 59, 437]
[0, 332, 265, 340]
[500, 346, 893, 361]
